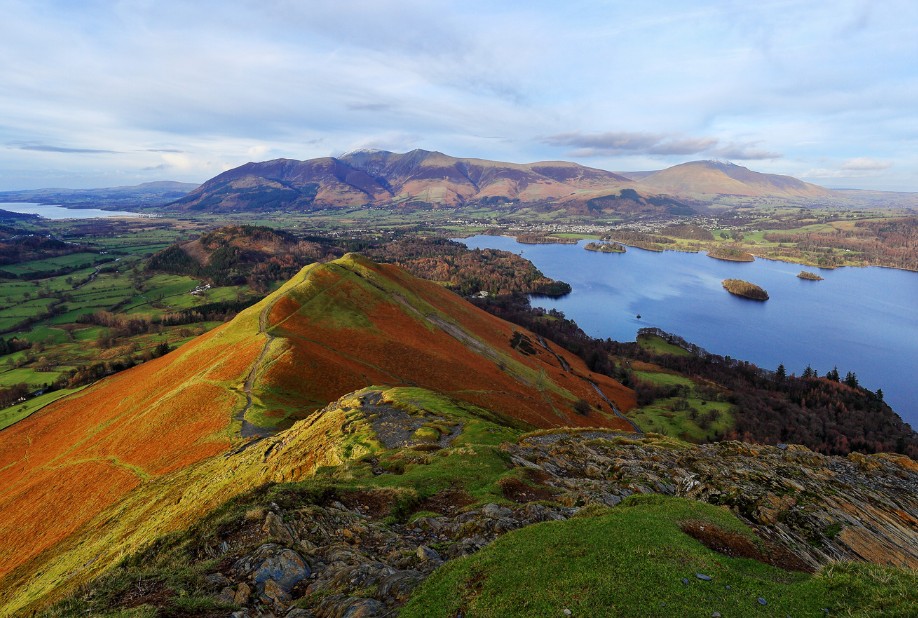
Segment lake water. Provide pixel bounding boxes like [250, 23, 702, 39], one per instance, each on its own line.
[459, 235, 918, 428]
[0, 202, 140, 219]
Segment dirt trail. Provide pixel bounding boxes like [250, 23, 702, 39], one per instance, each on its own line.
[235, 300, 278, 439]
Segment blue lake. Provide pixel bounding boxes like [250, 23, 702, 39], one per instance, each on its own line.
[0, 202, 140, 219]
[459, 235, 918, 428]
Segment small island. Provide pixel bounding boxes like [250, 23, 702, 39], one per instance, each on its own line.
[722, 278, 769, 301]
[707, 246, 755, 262]
[585, 241, 626, 253]
[797, 270, 824, 281]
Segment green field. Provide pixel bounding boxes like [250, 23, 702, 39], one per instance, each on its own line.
[0, 387, 83, 431]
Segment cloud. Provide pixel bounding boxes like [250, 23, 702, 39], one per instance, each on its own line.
[840, 157, 891, 171]
[544, 131, 715, 155]
[804, 157, 894, 181]
[15, 143, 120, 154]
[709, 144, 781, 160]
[544, 132, 779, 160]
[347, 103, 394, 112]
[0, 1, 916, 190]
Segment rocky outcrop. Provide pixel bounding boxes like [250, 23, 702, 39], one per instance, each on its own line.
[199, 432, 917, 617]
[199, 499, 575, 617]
[507, 431, 918, 570]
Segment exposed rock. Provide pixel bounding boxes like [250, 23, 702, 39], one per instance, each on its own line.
[263, 578, 291, 606]
[416, 545, 441, 562]
[234, 582, 252, 605]
[106, 430, 918, 617]
[204, 571, 232, 590]
[507, 434, 918, 570]
[235, 544, 310, 595]
[264, 511, 298, 545]
[316, 594, 386, 618]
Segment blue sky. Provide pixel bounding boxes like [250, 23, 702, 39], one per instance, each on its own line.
[1, 0, 916, 191]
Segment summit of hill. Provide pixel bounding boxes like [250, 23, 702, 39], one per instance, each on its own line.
[637, 160, 831, 198]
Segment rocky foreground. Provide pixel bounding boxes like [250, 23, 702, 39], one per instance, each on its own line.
[88, 426, 917, 618]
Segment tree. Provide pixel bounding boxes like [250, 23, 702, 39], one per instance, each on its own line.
[826, 366, 840, 382]
[843, 371, 859, 389]
[775, 363, 786, 382]
[876, 388, 884, 401]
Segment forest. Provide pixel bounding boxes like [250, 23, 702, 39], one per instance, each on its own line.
[367, 237, 572, 297]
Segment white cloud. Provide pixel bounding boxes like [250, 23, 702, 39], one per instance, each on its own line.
[841, 157, 892, 171]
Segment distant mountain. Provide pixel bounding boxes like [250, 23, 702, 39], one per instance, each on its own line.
[168, 151, 859, 214]
[167, 149, 648, 213]
[0, 181, 199, 209]
[637, 160, 831, 198]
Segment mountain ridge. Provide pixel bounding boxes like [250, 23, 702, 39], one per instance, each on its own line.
[169, 149, 638, 212]
[0, 254, 635, 612]
[166, 150, 857, 214]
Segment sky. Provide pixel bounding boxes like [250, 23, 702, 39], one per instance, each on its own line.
[1, 0, 917, 191]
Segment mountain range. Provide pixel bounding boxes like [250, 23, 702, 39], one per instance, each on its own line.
[2, 153, 909, 214]
[168, 150, 835, 213]
[0, 181, 198, 209]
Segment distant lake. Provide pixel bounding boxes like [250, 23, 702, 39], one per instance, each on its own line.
[459, 235, 918, 428]
[0, 202, 140, 219]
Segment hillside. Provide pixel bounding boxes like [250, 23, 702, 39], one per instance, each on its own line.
[638, 160, 831, 198]
[0, 254, 635, 614]
[28, 399, 918, 617]
[147, 224, 337, 288]
[166, 149, 649, 212]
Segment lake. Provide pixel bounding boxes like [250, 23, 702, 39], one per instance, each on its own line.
[0, 202, 140, 219]
[459, 235, 918, 428]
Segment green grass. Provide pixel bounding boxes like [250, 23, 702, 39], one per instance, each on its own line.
[325, 386, 526, 508]
[0, 366, 64, 387]
[634, 369, 694, 387]
[0, 252, 110, 277]
[402, 494, 918, 618]
[631, 398, 734, 442]
[0, 387, 83, 431]
[637, 333, 691, 357]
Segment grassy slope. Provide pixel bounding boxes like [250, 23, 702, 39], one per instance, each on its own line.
[0, 386, 84, 430]
[253, 253, 635, 430]
[16, 384, 528, 616]
[0, 255, 635, 614]
[0, 302, 267, 599]
[35, 390, 918, 617]
[403, 494, 918, 618]
[37, 384, 528, 616]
